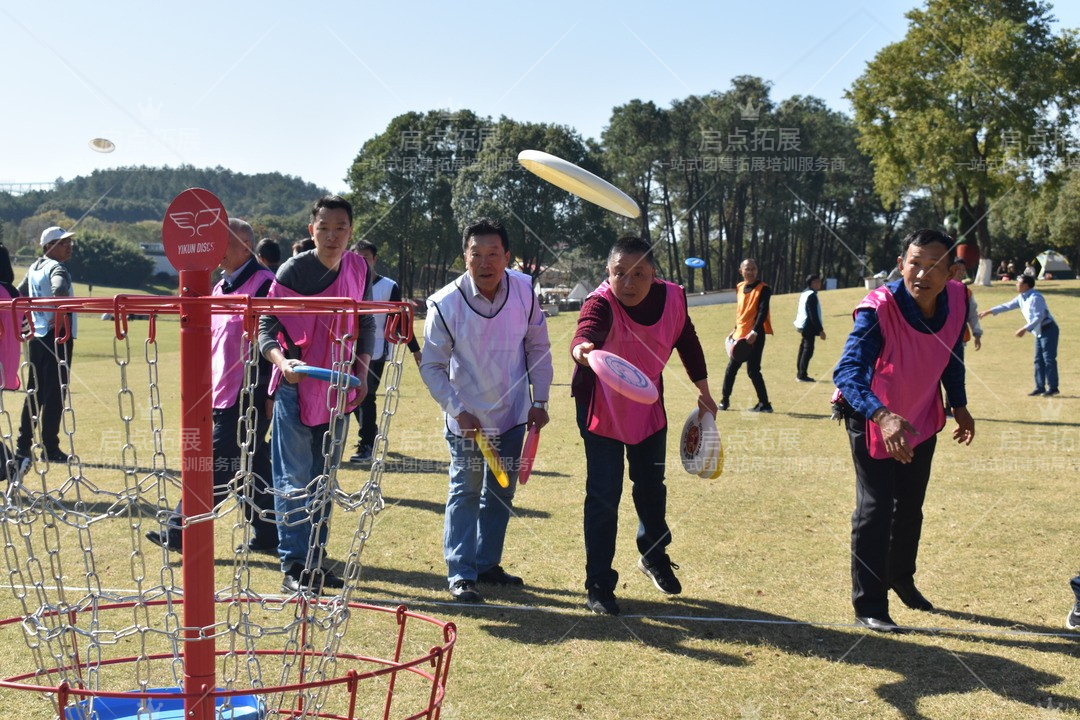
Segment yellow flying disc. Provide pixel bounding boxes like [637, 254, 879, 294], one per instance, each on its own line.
[476, 431, 510, 488]
[517, 149, 641, 218]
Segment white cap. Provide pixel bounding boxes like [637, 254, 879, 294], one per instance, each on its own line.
[40, 226, 74, 246]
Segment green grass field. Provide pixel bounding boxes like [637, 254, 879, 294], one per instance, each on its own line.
[0, 278, 1077, 719]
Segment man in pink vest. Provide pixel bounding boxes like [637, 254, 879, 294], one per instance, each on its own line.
[571, 237, 718, 615]
[146, 218, 278, 554]
[259, 196, 374, 595]
[833, 229, 975, 632]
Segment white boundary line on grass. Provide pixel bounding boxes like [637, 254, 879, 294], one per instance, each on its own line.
[7, 584, 1077, 640]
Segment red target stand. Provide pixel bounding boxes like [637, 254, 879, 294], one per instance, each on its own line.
[0, 189, 456, 720]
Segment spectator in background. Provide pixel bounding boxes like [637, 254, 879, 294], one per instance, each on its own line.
[978, 274, 1058, 396]
[292, 238, 315, 256]
[950, 258, 982, 352]
[720, 258, 772, 412]
[256, 237, 282, 272]
[348, 240, 421, 464]
[793, 274, 826, 382]
[16, 226, 77, 466]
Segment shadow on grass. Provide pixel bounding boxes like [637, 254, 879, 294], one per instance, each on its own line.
[381, 495, 551, 520]
[472, 595, 1080, 718]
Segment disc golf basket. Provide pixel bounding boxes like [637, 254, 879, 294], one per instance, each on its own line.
[0, 200, 456, 720]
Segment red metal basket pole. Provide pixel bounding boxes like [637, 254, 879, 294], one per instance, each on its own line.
[178, 270, 216, 720]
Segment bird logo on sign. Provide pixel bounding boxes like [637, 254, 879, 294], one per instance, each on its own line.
[168, 208, 222, 237]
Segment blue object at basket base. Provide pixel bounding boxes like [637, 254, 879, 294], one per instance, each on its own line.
[64, 688, 263, 720]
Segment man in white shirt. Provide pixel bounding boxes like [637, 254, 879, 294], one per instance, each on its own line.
[979, 274, 1059, 396]
[419, 218, 552, 603]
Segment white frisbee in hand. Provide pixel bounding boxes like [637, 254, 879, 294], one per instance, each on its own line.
[680, 408, 722, 477]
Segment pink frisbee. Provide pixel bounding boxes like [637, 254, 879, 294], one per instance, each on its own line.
[587, 349, 658, 405]
[518, 425, 541, 485]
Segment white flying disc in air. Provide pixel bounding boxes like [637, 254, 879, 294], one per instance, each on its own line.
[517, 149, 641, 218]
[89, 138, 115, 153]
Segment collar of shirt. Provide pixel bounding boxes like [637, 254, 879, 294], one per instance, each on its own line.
[461, 271, 508, 314]
[222, 261, 250, 288]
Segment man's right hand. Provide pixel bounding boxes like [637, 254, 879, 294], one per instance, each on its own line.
[873, 408, 919, 464]
[571, 341, 594, 367]
[455, 410, 482, 436]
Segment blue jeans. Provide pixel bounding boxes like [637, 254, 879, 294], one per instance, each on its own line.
[1034, 322, 1059, 391]
[271, 382, 348, 570]
[576, 401, 671, 595]
[443, 424, 525, 587]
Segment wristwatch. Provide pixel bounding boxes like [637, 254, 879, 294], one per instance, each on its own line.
[531, 401, 548, 410]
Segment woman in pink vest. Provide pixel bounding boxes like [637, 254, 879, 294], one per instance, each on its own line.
[833, 229, 975, 633]
[571, 237, 718, 616]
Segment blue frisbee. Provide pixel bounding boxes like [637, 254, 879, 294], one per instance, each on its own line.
[684, 257, 705, 269]
[292, 364, 362, 388]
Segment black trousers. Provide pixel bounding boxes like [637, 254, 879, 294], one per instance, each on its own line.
[721, 334, 768, 404]
[796, 332, 816, 378]
[164, 401, 276, 547]
[847, 417, 937, 617]
[17, 332, 73, 457]
[352, 357, 386, 450]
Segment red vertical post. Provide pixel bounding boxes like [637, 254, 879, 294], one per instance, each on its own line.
[179, 269, 215, 720]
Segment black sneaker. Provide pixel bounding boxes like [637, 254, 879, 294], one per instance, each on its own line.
[796, 376, 815, 383]
[718, 399, 729, 411]
[585, 589, 620, 615]
[45, 450, 70, 464]
[1067, 601, 1080, 631]
[749, 402, 774, 413]
[145, 530, 182, 552]
[449, 579, 483, 603]
[1046, 388, 1060, 397]
[638, 555, 682, 595]
[281, 563, 345, 594]
[477, 565, 524, 586]
[349, 445, 373, 463]
[1029, 388, 1046, 396]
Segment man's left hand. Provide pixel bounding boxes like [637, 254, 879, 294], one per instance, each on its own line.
[527, 406, 549, 430]
[951, 406, 975, 446]
[1015, 327, 1027, 338]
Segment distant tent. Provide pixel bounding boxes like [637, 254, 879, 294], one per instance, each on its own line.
[567, 281, 591, 301]
[1035, 249, 1074, 280]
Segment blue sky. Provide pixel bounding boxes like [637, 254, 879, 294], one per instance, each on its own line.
[2, 0, 1077, 195]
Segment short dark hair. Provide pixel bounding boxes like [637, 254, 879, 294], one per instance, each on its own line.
[805, 273, 820, 288]
[462, 218, 509, 252]
[354, 239, 378, 257]
[292, 238, 316, 254]
[1019, 274, 1035, 288]
[311, 195, 353, 225]
[256, 237, 281, 263]
[901, 229, 955, 261]
[607, 237, 656, 268]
